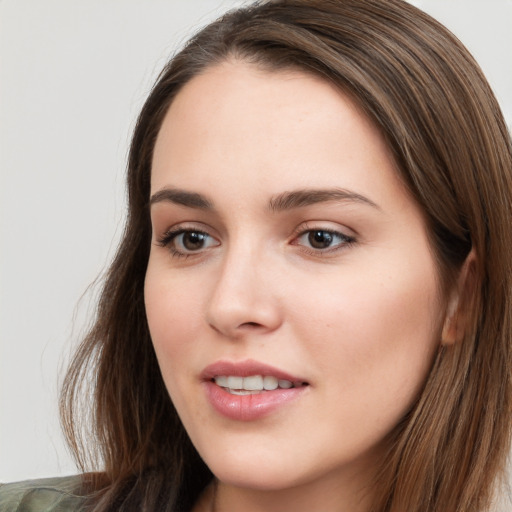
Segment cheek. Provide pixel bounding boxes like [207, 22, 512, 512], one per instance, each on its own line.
[144, 269, 203, 380]
[144, 269, 214, 428]
[292, 250, 442, 419]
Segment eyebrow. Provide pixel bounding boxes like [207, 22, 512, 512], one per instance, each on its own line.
[268, 188, 380, 212]
[150, 188, 214, 210]
[149, 187, 380, 212]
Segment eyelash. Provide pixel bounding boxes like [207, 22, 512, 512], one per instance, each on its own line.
[291, 224, 356, 256]
[156, 224, 356, 259]
[157, 226, 216, 259]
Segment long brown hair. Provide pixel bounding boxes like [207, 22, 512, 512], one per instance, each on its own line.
[61, 1, 512, 510]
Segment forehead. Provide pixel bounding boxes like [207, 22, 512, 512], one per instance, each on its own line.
[151, 60, 410, 213]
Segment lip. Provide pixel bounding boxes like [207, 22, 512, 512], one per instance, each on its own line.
[201, 359, 309, 421]
[200, 359, 306, 382]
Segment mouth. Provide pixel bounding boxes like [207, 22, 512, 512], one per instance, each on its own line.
[212, 375, 307, 395]
[201, 360, 309, 421]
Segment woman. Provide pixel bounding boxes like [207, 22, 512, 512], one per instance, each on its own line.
[1, 0, 511, 510]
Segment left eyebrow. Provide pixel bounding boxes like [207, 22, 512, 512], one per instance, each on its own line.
[268, 188, 381, 212]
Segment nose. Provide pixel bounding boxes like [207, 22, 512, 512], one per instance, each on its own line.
[206, 244, 282, 339]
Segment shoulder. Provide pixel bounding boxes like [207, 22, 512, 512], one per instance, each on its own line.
[0, 475, 87, 512]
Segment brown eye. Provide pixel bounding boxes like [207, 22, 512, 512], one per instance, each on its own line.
[308, 230, 335, 249]
[158, 228, 219, 257]
[181, 231, 208, 251]
[295, 229, 354, 253]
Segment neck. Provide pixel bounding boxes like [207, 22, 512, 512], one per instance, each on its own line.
[210, 468, 373, 512]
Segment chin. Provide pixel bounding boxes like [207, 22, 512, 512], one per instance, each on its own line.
[197, 445, 304, 490]
[212, 464, 305, 492]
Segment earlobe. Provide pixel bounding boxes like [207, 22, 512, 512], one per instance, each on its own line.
[441, 249, 477, 346]
[441, 293, 460, 345]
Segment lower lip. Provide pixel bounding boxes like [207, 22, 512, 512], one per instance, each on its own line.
[203, 381, 307, 421]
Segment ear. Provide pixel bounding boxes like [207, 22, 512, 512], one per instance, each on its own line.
[441, 249, 477, 345]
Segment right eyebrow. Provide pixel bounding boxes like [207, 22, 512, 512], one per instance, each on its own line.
[149, 188, 214, 210]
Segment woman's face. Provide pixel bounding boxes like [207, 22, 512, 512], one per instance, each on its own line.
[145, 61, 446, 499]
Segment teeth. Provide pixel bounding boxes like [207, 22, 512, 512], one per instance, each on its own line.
[213, 375, 296, 392]
[227, 376, 243, 389]
[263, 376, 278, 390]
[243, 375, 263, 390]
[227, 389, 261, 395]
[215, 376, 228, 387]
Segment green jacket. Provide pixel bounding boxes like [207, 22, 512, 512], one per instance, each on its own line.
[0, 476, 86, 511]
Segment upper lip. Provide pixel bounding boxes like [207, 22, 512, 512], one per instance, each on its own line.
[200, 359, 307, 383]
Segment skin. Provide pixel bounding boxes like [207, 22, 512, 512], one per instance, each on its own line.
[144, 60, 451, 512]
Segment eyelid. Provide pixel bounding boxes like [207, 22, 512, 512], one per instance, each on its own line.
[156, 221, 217, 243]
[290, 222, 356, 254]
[291, 220, 357, 237]
[156, 223, 220, 258]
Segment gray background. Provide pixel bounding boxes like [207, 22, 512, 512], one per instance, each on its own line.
[1, 0, 511, 485]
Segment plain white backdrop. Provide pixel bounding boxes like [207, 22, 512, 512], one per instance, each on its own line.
[1, 0, 511, 485]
